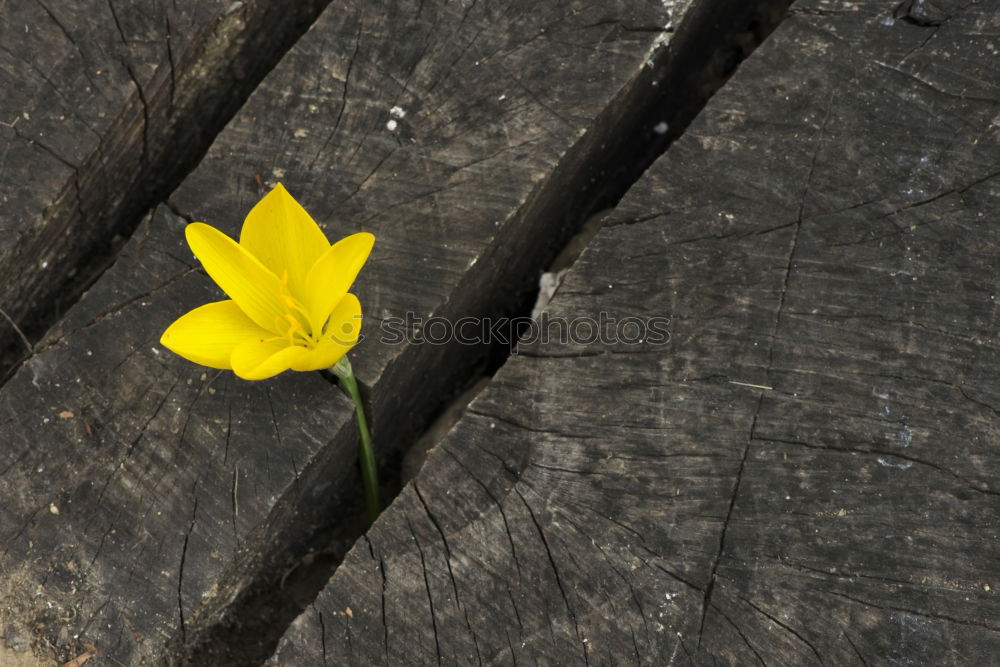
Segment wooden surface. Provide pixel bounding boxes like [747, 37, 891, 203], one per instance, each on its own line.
[270, 0, 1000, 664]
[166, 0, 767, 661]
[0, 0, 794, 663]
[0, 0, 333, 373]
[0, 207, 351, 664]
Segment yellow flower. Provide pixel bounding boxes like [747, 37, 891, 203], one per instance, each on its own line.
[160, 183, 374, 380]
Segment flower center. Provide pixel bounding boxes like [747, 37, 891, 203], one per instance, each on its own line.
[274, 270, 317, 347]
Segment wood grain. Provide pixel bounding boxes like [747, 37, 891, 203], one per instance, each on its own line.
[271, 0, 1000, 663]
[0, 0, 334, 376]
[165, 0, 773, 661]
[0, 0, 788, 663]
[0, 206, 354, 664]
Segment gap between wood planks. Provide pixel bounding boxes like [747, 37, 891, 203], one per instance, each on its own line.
[159, 0, 796, 664]
[374, 0, 798, 524]
[378, 0, 796, 535]
[0, 0, 336, 385]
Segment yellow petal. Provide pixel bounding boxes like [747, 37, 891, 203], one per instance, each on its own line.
[186, 222, 285, 332]
[239, 183, 330, 299]
[230, 337, 309, 380]
[303, 233, 374, 333]
[160, 300, 271, 369]
[291, 293, 363, 371]
[324, 293, 363, 344]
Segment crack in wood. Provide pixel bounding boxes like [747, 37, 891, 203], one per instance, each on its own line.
[178, 494, 200, 644]
[829, 590, 1000, 634]
[711, 599, 767, 665]
[742, 595, 824, 663]
[440, 444, 522, 575]
[698, 412, 754, 645]
[513, 486, 585, 660]
[0, 0, 339, 383]
[406, 513, 444, 666]
[753, 434, 1000, 498]
[698, 83, 838, 646]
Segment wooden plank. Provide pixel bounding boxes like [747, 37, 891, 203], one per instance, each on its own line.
[0, 206, 352, 664]
[0, 0, 334, 374]
[271, 0, 1000, 663]
[0, 0, 793, 663]
[161, 0, 800, 663]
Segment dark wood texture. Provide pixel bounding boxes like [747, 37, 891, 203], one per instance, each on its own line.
[0, 205, 353, 664]
[0, 0, 334, 375]
[166, 0, 776, 661]
[1, 0, 784, 663]
[271, 0, 1000, 663]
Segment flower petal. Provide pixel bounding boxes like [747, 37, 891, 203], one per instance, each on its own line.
[324, 293, 364, 345]
[303, 233, 374, 333]
[160, 300, 270, 369]
[291, 293, 363, 371]
[239, 183, 330, 298]
[186, 222, 285, 332]
[230, 338, 309, 380]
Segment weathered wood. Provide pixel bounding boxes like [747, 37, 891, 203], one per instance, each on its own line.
[0, 0, 334, 375]
[0, 0, 793, 663]
[166, 0, 784, 661]
[271, 0, 1000, 663]
[0, 205, 354, 664]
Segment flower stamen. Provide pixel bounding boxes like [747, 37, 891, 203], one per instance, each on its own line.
[274, 268, 321, 347]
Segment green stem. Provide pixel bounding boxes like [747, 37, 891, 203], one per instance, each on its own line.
[332, 357, 379, 524]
